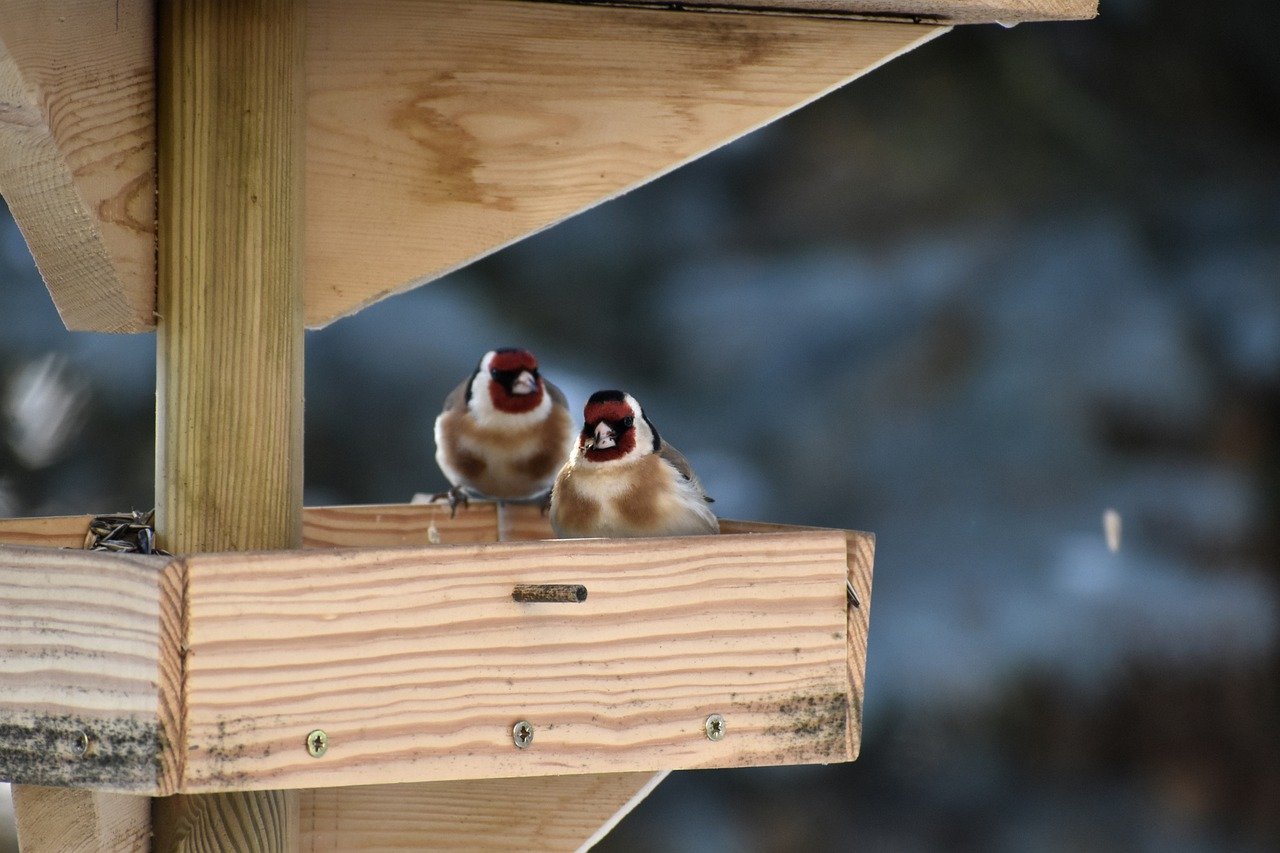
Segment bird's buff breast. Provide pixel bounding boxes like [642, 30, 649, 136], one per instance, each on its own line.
[553, 454, 710, 537]
[440, 407, 571, 498]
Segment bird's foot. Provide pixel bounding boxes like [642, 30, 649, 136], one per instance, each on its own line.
[428, 485, 470, 518]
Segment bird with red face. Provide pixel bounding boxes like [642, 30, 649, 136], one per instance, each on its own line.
[550, 390, 717, 538]
[433, 348, 574, 510]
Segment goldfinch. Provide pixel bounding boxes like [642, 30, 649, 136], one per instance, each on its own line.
[550, 390, 717, 538]
[433, 348, 574, 508]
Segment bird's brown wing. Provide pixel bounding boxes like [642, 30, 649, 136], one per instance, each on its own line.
[441, 376, 471, 413]
[545, 379, 570, 411]
[658, 441, 714, 503]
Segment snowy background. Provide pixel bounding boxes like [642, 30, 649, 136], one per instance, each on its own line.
[3, 0, 1280, 849]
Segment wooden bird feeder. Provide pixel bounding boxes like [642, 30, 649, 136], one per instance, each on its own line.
[0, 1, 1094, 849]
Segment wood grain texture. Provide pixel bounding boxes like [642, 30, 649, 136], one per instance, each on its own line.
[497, 501, 558, 542]
[302, 0, 945, 325]
[2, 0, 1094, 332]
[179, 530, 856, 792]
[0, 545, 177, 792]
[575, 770, 670, 852]
[12, 787, 150, 853]
[153, 789, 299, 853]
[0, 0, 155, 332]
[0, 514, 93, 549]
[153, 0, 306, 848]
[299, 771, 667, 852]
[0, 1, 941, 331]
[304, 502, 505, 548]
[0, 500, 546, 552]
[845, 528, 875, 744]
[2, 0, 945, 331]
[719, 518, 875, 756]
[305, 501, 558, 545]
[155, 0, 305, 556]
[539, 0, 1097, 24]
[0, 505, 873, 803]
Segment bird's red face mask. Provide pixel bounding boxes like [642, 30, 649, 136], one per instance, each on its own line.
[487, 349, 544, 414]
[581, 399, 636, 463]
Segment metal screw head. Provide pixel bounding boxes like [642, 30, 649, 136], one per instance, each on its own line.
[71, 730, 93, 758]
[306, 729, 329, 757]
[705, 714, 726, 741]
[512, 720, 534, 749]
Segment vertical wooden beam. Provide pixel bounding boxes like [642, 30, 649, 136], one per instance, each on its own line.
[154, 0, 305, 549]
[152, 0, 305, 850]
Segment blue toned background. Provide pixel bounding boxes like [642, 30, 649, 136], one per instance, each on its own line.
[3, 1, 1278, 849]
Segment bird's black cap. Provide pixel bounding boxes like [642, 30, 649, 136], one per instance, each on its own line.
[586, 389, 628, 405]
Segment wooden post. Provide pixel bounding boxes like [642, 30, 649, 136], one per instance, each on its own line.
[152, 0, 304, 849]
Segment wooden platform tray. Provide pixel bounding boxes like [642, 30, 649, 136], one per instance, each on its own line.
[0, 503, 873, 796]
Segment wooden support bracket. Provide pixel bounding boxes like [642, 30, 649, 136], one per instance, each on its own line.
[0, 0, 156, 332]
[298, 771, 669, 851]
[4, 0, 1116, 331]
[536, 0, 1097, 24]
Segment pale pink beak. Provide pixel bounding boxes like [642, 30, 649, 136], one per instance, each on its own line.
[511, 370, 538, 395]
[592, 421, 617, 450]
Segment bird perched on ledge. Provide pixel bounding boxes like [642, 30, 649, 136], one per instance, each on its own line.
[433, 348, 574, 510]
[550, 390, 717, 538]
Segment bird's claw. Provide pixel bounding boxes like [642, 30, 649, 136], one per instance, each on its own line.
[428, 485, 470, 518]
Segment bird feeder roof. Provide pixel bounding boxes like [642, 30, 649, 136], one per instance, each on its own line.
[0, 0, 1096, 333]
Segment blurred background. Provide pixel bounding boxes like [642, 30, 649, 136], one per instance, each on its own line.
[3, 0, 1279, 849]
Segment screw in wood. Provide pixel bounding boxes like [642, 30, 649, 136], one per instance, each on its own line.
[306, 729, 329, 758]
[512, 720, 534, 749]
[70, 731, 93, 758]
[705, 714, 726, 741]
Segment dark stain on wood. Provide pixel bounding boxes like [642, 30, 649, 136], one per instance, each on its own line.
[198, 716, 263, 788]
[0, 711, 161, 790]
[762, 690, 852, 759]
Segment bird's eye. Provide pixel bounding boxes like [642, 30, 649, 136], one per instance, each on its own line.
[619, 416, 634, 429]
[489, 368, 501, 378]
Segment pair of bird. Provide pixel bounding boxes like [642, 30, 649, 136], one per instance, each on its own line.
[433, 348, 717, 538]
